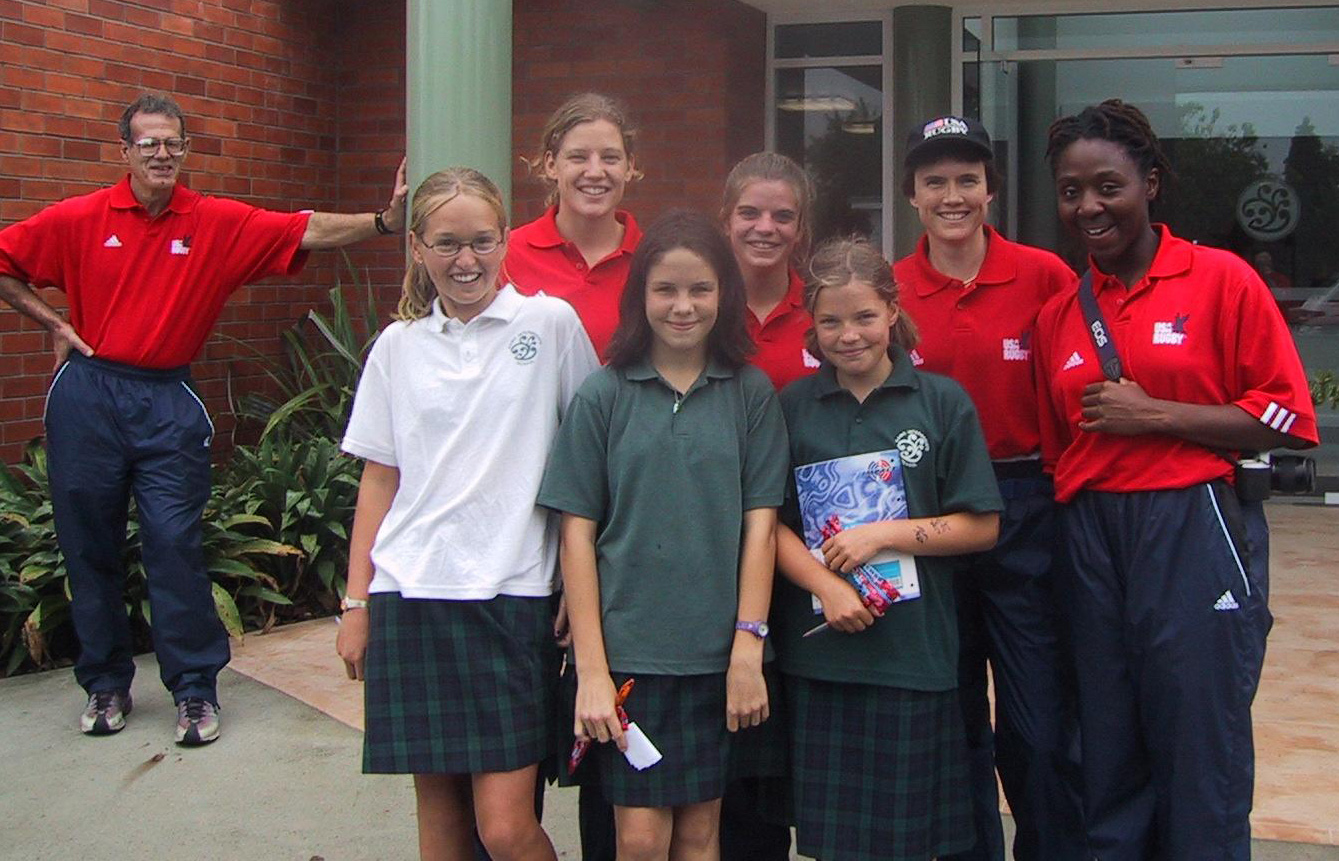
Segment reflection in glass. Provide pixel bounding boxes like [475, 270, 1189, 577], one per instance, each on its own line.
[775, 66, 883, 247]
[991, 8, 1339, 52]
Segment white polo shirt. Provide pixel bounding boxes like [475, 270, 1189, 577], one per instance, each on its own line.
[342, 285, 599, 599]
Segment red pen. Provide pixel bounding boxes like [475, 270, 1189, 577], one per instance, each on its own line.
[568, 678, 636, 774]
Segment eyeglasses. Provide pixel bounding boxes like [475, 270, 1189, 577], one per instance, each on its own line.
[416, 235, 502, 258]
[130, 137, 189, 157]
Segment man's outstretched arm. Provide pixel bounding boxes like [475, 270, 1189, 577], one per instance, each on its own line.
[300, 158, 409, 250]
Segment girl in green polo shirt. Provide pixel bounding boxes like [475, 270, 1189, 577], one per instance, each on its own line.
[773, 237, 1003, 860]
[538, 209, 789, 861]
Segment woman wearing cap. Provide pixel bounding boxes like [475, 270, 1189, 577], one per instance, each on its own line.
[893, 115, 1085, 860]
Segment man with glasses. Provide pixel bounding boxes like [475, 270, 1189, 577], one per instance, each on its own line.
[0, 93, 408, 745]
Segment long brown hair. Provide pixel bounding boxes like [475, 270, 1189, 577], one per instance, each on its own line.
[803, 237, 919, 357]
[606, 209, 753, 369]
[397, 168, 509, 321]
[523, 92, 644, 206]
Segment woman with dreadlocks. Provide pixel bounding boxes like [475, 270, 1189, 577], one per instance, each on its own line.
[1034, 98, 1317, 859]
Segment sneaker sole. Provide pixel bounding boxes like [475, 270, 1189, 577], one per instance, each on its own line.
[175, 725, 220, 746]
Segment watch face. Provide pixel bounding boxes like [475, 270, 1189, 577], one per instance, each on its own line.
[757, 622, 770, 637]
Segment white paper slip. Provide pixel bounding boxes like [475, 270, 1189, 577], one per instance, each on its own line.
[621, 721, 663, 771]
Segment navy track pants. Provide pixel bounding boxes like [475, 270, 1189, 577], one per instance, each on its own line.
[44, 352, 229, 703]
[1062, 483, 1270, 861]
[943, 469, 1086, 861]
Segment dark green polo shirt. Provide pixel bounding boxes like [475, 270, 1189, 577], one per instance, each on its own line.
[538, 359, 789, 675]
[774, 347, 1002, 691]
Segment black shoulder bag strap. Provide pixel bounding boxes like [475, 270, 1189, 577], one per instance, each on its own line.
[1075, 270, 1123, 382]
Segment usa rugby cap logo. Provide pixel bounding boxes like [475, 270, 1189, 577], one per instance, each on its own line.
[905, 115, 994, 164]
[922, 117, 969, 139]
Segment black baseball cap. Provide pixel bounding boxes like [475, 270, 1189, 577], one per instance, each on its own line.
[904, 116, 994, 167]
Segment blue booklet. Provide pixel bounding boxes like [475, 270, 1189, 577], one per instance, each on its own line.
[794, 449, 921, 613]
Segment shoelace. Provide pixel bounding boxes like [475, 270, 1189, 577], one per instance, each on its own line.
[92, 691, 118, 711]
[180, 698, 208, 721]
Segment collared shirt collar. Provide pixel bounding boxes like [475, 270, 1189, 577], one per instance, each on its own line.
[427, 284, 524, 331]
[753, 267, 807, 329]
[811, 345, 921, 399]
[1087, 224, 1192, 293]
[108, 175, 197, 215]
[909, 224, 1014, 297]
[624, 355, 736, 384]
[522, 205, 642, 257]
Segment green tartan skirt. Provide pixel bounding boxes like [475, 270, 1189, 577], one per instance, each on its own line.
[362, 592, 560, 775]
[559, 670, 732, 808]
[785, 675, 974, 861]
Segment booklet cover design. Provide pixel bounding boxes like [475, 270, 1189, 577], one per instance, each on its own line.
[794, 449, 921, 612]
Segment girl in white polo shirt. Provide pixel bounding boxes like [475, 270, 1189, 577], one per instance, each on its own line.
[336, 167, 598, 861]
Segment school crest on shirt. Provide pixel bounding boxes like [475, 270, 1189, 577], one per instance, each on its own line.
[895, 429, 930, 467]
[1152, 313, 1189, 346]
[1002, 330, 1032, 362]
[509, 331, 541, 364]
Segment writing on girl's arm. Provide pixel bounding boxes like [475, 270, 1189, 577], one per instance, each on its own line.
[559, 513, 627, 752]
[728, 508, 776, 731]
[337, 460, 400, 680]
[777, 523, 877, 634]
[820, 511, 999, 575]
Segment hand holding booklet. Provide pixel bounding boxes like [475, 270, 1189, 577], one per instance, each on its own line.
[795, 450, 921, 635]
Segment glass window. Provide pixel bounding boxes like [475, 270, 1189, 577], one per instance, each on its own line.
[775, 21, 881, 59]
[775, 65, 884, 247]
[992, 7, 1339, 52]
[963, 17, 982, 54]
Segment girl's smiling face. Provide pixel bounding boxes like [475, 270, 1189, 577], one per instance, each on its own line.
[812, 279, 898, 381]
[410, 193, 507, 323]
[544, 119, 633, 222]
[727, 179, 802, 275]
[644, 247, 720, 361]
[909, 155, 993, 245]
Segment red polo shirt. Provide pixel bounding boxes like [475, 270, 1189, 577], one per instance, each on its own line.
[0, 176, 310, 369]
[748, 267, 819, 390]
[894, 225, 1076, 460]
[503, 205, 641, 359]
[1034, 225, 1318, 502]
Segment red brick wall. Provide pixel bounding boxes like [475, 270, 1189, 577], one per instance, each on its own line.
[511, 0, 766, 226]
[0, 0, 763, 463]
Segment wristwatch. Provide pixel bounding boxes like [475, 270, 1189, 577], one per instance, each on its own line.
[735, 620, 769, 639]
[340, 595, 369, 613]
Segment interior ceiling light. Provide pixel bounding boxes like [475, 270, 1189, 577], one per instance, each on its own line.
[777, 96, 858, 112]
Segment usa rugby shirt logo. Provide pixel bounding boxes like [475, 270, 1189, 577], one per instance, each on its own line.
[1002, 330, 1032, 362]
[1152, 312, 1189, 345]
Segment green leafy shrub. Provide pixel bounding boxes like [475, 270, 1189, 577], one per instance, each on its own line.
[222, 433, 361, 621]
[1312, 371, 1339, 410]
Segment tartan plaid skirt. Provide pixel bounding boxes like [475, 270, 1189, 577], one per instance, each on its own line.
[786, 676, 974, 861]
[362, 592, 560, 775]
[562, 670, 731, 808]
